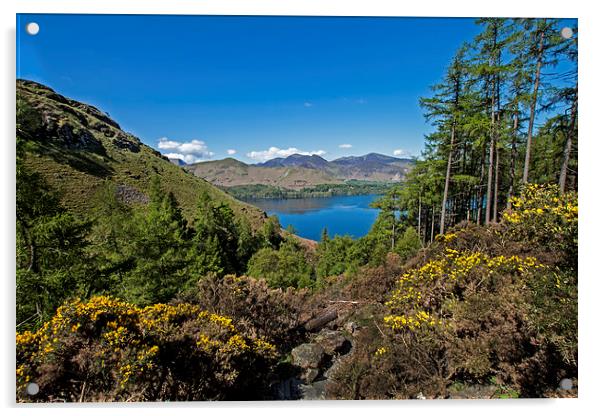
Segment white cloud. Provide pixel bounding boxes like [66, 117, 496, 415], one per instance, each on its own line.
[157, 137, 214, 164]
[246, 147, 326, 163]
[303, 102, 313, 108]
[393, 149, 411, 157]
[339, 144, 353, 149]
[227, 149, 237, 155]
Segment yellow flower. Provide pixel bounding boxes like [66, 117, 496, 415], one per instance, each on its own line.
[374, 347, 387, 357]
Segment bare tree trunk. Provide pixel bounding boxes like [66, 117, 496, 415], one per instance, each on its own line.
[507, 110, 519, 209]
[493, 145, 500, 223]
[523, 23, 546, 184]
[485, 81, 496, 225]
[485, 137, 495, 225]
[476, 144, 486, 225]
[440, 125, 456, 234]
[417, 195, 422, 242]
[559, 88, 577, 194]
[391, 218, 395, 251]
[430, 208, 435, 243]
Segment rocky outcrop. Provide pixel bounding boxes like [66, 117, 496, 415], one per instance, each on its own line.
[115, 184, 150, 205]
[291, 343, 325, 370]
[282, 327, 355, 400]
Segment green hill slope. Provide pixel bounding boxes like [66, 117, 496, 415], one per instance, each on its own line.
[16, 79, 266, 227]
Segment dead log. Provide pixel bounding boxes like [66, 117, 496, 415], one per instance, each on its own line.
[304, 309, 338, 332]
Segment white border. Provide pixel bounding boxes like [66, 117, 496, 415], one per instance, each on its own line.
[2, 1, 600, 415]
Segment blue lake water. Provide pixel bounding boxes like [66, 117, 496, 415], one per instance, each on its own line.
[249, 194, 381, 241]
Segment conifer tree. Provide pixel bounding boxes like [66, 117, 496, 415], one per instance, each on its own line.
[420, 46, 470, 233]
[521, 18, 562, 183]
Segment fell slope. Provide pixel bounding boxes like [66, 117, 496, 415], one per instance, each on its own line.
[16, 80, 266, 227]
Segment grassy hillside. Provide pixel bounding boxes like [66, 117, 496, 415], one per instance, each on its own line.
[16, 80, 266, 227]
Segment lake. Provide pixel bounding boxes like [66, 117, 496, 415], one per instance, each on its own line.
[249, 194, 381, 241]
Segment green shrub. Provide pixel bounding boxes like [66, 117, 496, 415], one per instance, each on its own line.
[247, 238, 314, 289]
[394, 227, 422, 261]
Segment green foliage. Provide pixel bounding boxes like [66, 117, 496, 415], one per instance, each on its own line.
[401, 18, 577, 238]
[530, 116, 578, 187]
[394, 227, 422, 261]
[259, 215, 283, 249]
[120, 178, 192, 305]
[16, 136, 95, 327]
[247, 238, 314, 289]
[316, 235, 360, 283]
[526, 269, 577, 366]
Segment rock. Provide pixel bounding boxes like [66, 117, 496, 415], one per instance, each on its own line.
[345, 321, 358, 334]
[324, 355, 347, 379]
[115, 184, 150, 205]
[113, 133, 140, 153]
[300, 380, 328, 400]
[291, 343, 325, 369]
[56, 123, 104, 152]
[314, 330, 350, 355]
[447, 384, 498, 399]
[303, 368, 320, 384]
[416, 392, 426, 400]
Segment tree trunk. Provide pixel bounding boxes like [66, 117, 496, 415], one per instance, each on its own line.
[493, 145, 500, 223]
[507, 110, 519, 209]
[417, 195, 422, 243]
[440, 124, 456, 234]
[523, 22, 545, 183]
[485, 80, 496, 225]
[391, 216, 396, 251]
[430, 208, 435, 243]
[559, 88, 577, 194]
[476, 144, 486, 225]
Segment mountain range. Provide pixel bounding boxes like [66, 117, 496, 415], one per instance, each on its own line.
[184, 153, 414, 189]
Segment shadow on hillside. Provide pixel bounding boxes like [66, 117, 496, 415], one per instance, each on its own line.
[38, 144, 115, 178]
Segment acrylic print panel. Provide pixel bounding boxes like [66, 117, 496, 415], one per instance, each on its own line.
[16, 14, 578, 402]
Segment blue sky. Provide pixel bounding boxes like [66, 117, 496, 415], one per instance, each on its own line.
[16, 14, 574, 164]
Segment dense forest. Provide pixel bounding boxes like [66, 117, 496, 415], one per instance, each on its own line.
[16, 17, 577, 401]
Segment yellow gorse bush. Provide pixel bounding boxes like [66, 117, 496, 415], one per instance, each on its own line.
[435, 232, 457, 243]
[503, 183, 577, 227]
[501, 183, 577, 271]
[384, 246, 543, 332]
[16, 296, 276, 398]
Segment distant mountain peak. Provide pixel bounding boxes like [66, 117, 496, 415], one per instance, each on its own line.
[258, 153, 330, 169]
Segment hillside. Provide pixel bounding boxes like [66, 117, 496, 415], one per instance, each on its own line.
[186, 153, 414, 190]
[186, 157, 342, 189]
[16, 80, 266, 227]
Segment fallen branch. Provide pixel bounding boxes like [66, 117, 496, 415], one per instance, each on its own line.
[327, 300, 363, 304]
[304, 310, 338, 332]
